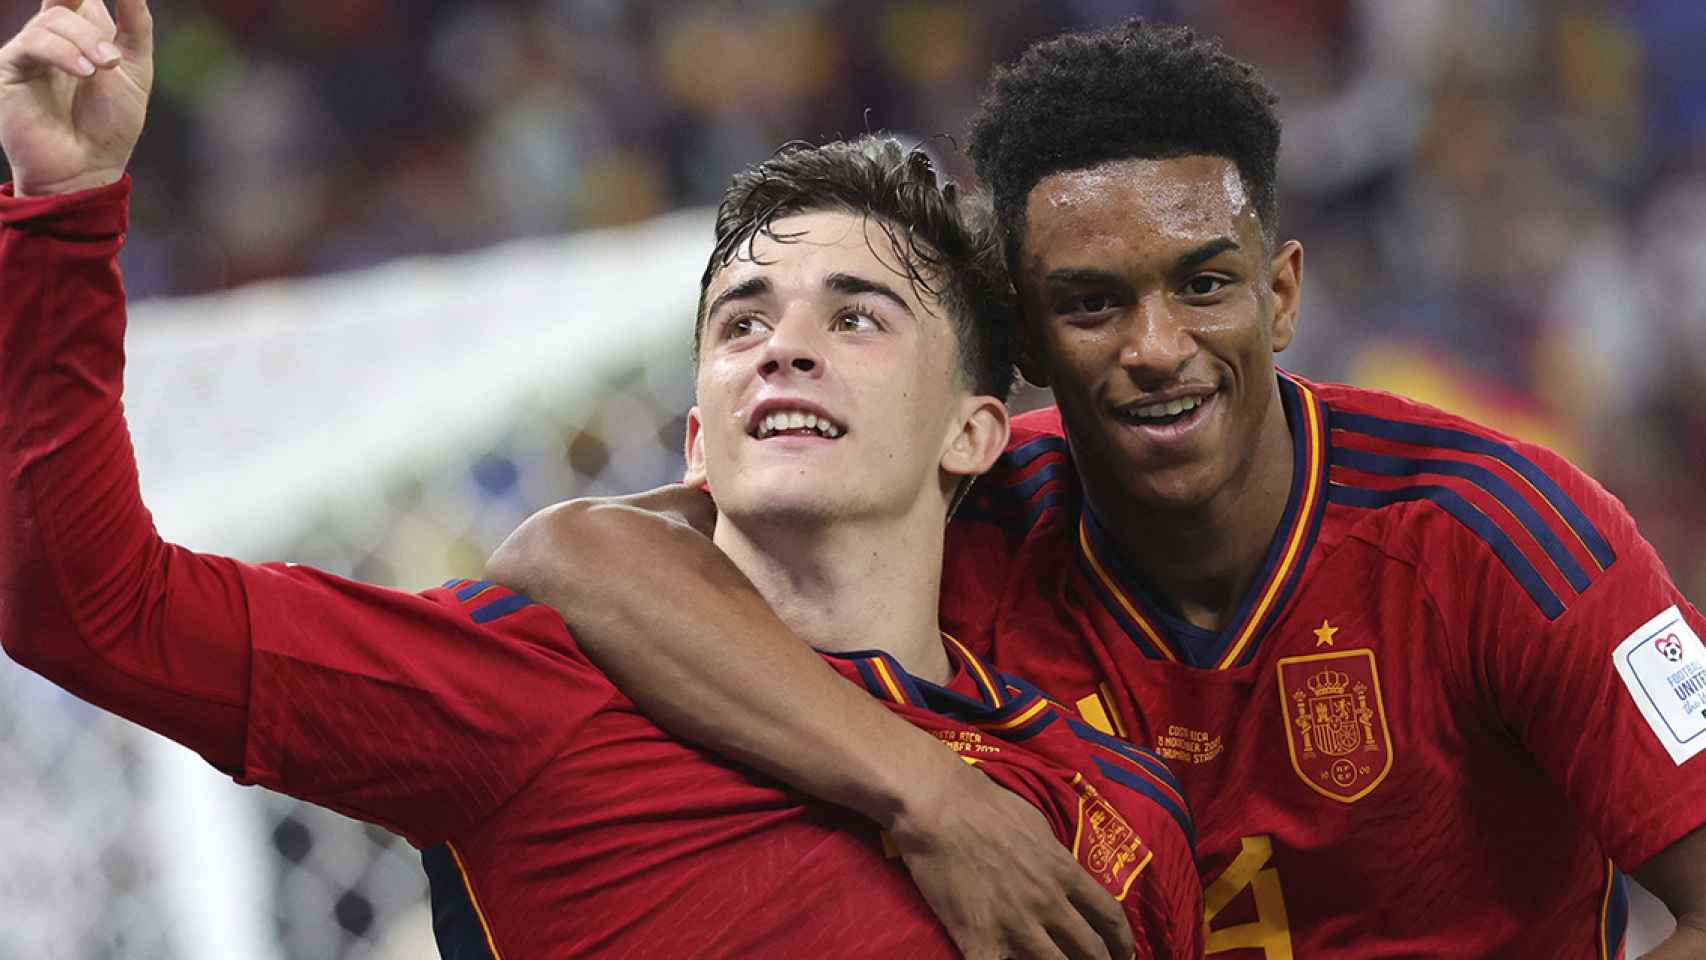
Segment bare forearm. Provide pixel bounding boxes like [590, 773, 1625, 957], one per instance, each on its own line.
[486, 493, 959, 830]
[488, 491, 1139, 959]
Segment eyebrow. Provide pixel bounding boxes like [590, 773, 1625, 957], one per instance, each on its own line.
[1043, 266, 1123, 287]
[704, 276, 770, 321]
[1042, 236, 1243, 287]
[825, 272, 916, 319]
[705, 271, 919, 326]
[1177, 236, 1241, 271]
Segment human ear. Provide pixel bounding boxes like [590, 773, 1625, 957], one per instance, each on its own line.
[682, 406, 709, 487]
[941, 395, 1012, 478]
[1267, 239, 1303, 353]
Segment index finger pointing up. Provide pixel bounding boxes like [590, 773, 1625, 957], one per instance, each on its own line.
[37, 1, 115, 37]
[112, 0, 150, 54]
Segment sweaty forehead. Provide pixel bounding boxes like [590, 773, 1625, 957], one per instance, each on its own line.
[705, 209, 945, 320]
[1022, 156, 1257, 267]
[714, 212, 882, 287]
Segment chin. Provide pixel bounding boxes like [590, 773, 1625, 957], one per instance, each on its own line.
[714, 483, 850, 528]
[1130, 483, 1218, 514]
[1118, 459, 1226, 513]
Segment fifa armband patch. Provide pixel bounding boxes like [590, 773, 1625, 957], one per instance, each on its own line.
[1613, 606, 1706, 765]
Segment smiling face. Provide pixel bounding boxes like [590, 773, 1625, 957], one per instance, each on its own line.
[1017, 155, 1302, 515]
[690, 209, 1007, 528]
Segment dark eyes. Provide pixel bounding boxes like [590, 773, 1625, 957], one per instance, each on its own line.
[1059, 276, 1230, 317]
[1182, 275, 1229, 297]
[1073, 294, 1118, 314]
[1054, 293, 1120, 321]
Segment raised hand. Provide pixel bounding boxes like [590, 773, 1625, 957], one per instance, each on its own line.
[892, 759, 1137, 960]
[0, 0, 152, 196]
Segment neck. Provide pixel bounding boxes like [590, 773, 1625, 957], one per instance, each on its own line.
[1091, 390, 1296, 632]
[712, 503, 953, 683]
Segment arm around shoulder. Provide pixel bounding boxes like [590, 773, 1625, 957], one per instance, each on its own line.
[486, 484, 718, 614]
[484, 488, 1143, 959]
[485, 484, 943, 826]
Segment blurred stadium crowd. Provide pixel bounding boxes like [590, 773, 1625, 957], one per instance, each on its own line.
[1, 2, 1703, 957]
[2, 0, 1702, 597]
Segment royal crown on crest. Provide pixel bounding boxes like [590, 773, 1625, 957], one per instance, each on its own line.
[1306, 669, 1350, 696]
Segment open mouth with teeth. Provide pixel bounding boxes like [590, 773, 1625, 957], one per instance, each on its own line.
[752, 409, 846, 440]
[1116, 392, 1213, 427]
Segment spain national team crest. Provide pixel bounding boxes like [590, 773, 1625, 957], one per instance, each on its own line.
[1276, 649, 1394, 803]
[1071, 777, 1150, 901]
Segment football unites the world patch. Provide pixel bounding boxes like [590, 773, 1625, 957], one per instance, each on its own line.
[1613, 605, 1706, 766]
[1276, 649, 1394, 803]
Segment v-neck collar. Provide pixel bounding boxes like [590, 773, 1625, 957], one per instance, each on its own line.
[1074, 373, 1331, 670]
[825, 635, 1059, 738]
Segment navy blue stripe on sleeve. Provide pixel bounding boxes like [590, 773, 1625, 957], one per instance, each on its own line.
[1332, 446, 1592, 592]
[1092, 756, 1194, 850]
[1328, 482, 1566, 619]
[469, 593, 536, 625]
[1331, 411, 1615, 567]
[996, 435, 1070, 473]
[454, 580, 494, 602]
[955, 489, 1070, 535]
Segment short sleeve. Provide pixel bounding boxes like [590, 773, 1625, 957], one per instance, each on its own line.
[238, 566, 614, 846]
[1471, 463, 1706, 870]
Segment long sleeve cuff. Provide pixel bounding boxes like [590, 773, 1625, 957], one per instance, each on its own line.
[0, 175, 130, 236]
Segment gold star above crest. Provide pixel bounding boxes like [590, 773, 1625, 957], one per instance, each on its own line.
[1313, 620, 1339, 647]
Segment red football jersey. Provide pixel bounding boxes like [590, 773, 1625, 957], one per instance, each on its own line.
[945, 372, 1706, 959]
[0, 180, 1203, 959]
[419, 620, 1203, 958]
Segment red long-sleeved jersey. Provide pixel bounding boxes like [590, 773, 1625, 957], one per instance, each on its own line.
[944, 375, 1706, 958]
[0, 179, 1203, 958]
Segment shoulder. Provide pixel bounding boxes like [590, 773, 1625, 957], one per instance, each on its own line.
[1062, 712, 1194, 849]
[415, 577, 618, 705]
[1317, 378, 1620, 529]
[952, 406, 1077, 538]
[1008, 405, 1067, 441]
[993, 672, 1196, 850]
[1315, 377, 1628, 622]
[419, 575, 597, 656]
[429, 577, 551, 629]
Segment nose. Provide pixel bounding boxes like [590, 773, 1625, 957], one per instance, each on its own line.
[1118, 294, 1196, 387]
[757, 311, 825, 380]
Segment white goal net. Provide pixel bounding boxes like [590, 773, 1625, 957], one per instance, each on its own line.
[0, 208, 710, 960]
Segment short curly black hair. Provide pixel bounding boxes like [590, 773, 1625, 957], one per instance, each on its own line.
[697, 136, 1015, 400]
[968, 19, 1281, 266]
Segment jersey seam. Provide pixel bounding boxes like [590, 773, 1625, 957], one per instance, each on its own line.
[1409, 534, 1474, 708]
[1341, 515, 1477, 707]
